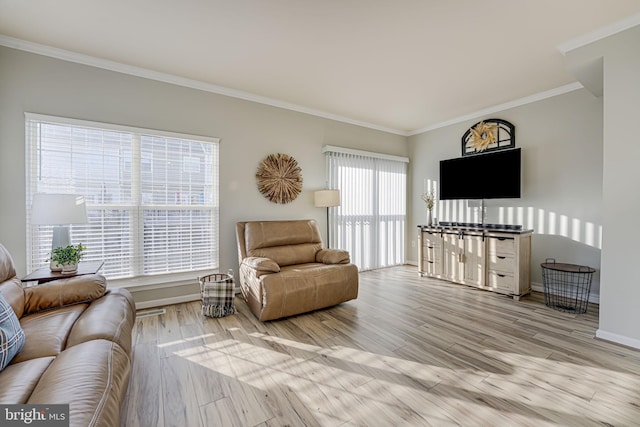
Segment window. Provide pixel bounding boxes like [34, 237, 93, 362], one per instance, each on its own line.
[324, 146, 408, 270]
[26, 113, 219, 280]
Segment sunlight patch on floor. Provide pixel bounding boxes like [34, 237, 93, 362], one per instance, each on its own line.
[156, 332, 217, 348]
[159, 328, 633, 425]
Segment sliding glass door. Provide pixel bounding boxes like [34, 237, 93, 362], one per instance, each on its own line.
[325, 148, 407, 271]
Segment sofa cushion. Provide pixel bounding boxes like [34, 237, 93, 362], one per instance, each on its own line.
[0, 291, 25, 370]
[67, 289, 136, 355]
[0, 242, 25, 318]
[0, 278, 25, 319]
[28, 339, 131, 427]
[241, 257, 281, 277]
[13, 304, 86, 364]
[244, 220, 322, 250]
[257, 263, 359, 321]
[316, 249, 350, 264]
[0, 357, 54, 403]
[249, 243, 322, 267]
[0, 243, 17, 284]
[23, 274, 106, 315]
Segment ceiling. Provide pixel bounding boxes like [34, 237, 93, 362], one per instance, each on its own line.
[1, 1, 640, 135]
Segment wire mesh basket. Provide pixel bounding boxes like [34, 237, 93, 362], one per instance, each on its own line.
[541, 258, 595, 314]
[198, 273, 235, 318]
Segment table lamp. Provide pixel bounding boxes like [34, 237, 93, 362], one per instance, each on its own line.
[31, 193, 88, 271]
[314, 189, 340, 246]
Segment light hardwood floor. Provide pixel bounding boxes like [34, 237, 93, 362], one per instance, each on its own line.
[121, 266, 640, 426]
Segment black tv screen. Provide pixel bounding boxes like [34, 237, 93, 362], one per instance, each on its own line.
[439, 148, 521, 200]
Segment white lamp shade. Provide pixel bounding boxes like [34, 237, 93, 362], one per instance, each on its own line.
[31, 193, 88, 225]
[314, 189, 340, 208]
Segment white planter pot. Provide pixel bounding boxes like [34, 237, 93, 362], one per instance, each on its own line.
[61, 262, 78, 274]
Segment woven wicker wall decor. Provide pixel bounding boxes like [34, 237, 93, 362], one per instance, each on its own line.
[256, 153, 303, 204]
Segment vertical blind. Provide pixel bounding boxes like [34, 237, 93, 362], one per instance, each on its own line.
[325, 147, 408, 271]
[25, 113, 219, 279]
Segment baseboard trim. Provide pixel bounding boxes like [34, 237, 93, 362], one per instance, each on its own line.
[596, 329, 640, 350]
[133, 287, 242, 310]
[531, 281, 600, 304]
[135, 293, 201, 310]
[405, 274, 601, 303]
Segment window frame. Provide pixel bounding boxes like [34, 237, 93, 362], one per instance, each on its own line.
[25, 113, 220, 288]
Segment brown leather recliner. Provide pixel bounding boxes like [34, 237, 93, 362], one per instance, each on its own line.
[236, 219, 359, 321]
[0, 243, 135, 427]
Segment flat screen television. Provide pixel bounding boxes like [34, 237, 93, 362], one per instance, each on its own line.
[439, 148, 521, 200]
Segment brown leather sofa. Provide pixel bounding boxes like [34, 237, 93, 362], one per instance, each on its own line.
[236, 219, 358, 321]
[0, 243, 135, 426]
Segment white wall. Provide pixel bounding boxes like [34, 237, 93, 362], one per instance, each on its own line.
[0, 46, 407, 304]
[565, 25, 640, 348]
[407, 88, 603, 296]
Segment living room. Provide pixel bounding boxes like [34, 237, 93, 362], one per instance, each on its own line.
[1, 2, 640, 426]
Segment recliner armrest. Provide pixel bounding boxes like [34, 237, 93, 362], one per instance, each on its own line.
[241, 257, 281, 277]
[23, 274, 106, 315]
[316, 249, 350, 264]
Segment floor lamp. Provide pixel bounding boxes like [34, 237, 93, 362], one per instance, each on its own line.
[31, 193, 88, 271]
[314, 189, 340, 247]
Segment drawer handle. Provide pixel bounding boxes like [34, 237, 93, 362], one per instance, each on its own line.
[427, 261, 434, 264]
[498, 237, 506, 241]
[428, 246, 434, 249]
[497, 273, 506, 277]
[497, 256, 506, 259]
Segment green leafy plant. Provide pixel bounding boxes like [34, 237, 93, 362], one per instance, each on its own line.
[48, 243, 86, 266]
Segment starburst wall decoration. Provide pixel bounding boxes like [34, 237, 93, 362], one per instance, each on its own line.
[468, 121, 498, 152]
[256, 153, 303, 204]
[461, 119, 515, 156]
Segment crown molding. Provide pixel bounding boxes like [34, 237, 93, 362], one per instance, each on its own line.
[407, 82, 584, 136]
[0, 33, 608, 138]
[0, 34, 408, 136]
[557, 13, 640, 54]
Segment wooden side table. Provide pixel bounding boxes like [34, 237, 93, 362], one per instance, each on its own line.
[21, 260, 104, 285]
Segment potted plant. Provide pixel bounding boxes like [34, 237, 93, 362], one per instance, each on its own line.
[48, 243, 86, 273]
[421, 190, 436, 226]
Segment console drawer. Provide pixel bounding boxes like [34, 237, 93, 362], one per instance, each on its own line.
[424, 259, 442, 276]
[487, 254, 515, 274]
[487, 270, 515, 292]
[422, 233, 442, 262]
[487, 236, 515, 255]
[424, 250, 440, 262]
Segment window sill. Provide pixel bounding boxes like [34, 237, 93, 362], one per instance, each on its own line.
[108, 269, 215, 292]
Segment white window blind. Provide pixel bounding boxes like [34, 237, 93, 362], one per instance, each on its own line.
[25, 113, 219, 279]
[324, 146, 407, 271]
